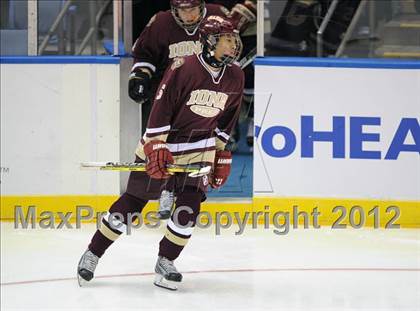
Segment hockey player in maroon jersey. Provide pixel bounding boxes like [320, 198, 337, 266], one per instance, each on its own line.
[130, 0, 256, 219]
[77, 15, 244, 290]
[129, 0, 229, 219]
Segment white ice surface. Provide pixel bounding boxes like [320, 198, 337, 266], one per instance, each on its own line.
[1, 222, 419, 311]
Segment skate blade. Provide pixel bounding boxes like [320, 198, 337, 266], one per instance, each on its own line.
[77, 273, 89, 287]
[153, 274, 179, 291]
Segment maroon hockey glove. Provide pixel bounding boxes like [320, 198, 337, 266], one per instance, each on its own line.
[228, 1, 257, 33]
[143, 140, 174, 179]
[209, 150, 232, 189]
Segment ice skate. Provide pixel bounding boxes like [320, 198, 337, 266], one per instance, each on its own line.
[154, 256, 182, 290]
[77, 249, 99, 287]
[158, 190, 174, 219]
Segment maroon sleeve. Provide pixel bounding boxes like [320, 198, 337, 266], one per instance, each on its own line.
[215, 69, 245, 149]
[131, 12, 167, 75]
[145, 61, 182, 134]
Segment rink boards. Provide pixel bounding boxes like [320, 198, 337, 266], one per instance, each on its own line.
[1, 56, 419, 227]
[253, 57, 420, 227]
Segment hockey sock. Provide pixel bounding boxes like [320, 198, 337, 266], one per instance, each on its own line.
[158, 188, 202, 261]
[88, 193, 148, 257]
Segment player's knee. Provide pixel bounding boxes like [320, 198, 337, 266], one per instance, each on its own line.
[108, 192, 148, 223]
[172, 187, 203, 226]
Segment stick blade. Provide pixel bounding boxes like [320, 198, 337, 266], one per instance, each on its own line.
[80, 162, 110, 169]
[187, 166, 211, 177]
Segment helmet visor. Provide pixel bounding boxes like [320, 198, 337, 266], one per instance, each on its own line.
[213, 32, 243, 65]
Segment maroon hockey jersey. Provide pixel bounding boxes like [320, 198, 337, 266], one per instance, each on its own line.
[131, 4, 228, 89]
[136, 54, 244, 166]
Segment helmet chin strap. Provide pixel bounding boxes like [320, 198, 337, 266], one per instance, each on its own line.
[201, 36, 225, 68]
[202, 50, 224, 68]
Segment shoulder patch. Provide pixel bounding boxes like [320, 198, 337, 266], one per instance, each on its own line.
[146, 14, 157, 27]
[171, 57, 185, 70]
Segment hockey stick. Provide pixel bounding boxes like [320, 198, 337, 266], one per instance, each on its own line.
[80, 162, 211, 177]
[239, 47, 256, 69]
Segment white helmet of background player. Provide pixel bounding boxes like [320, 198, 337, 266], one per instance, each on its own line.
[170, 0, 205, 32]
[199, 15, 243, 68]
